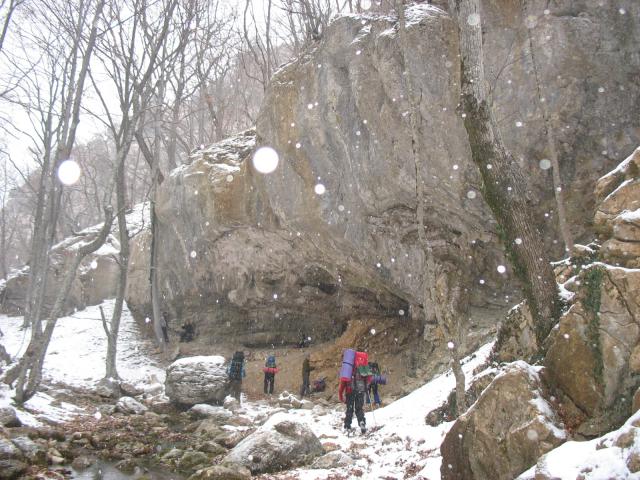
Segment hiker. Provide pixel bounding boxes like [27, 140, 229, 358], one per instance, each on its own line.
[263, 354, 278, 394]
[367, 361, 383, 407]
[180, 322, 195, 342]
[226, 351, 246, 402]
[339, 350, 372, 434]
[161, 312, 170, 343]
[297, 332, 310, 349]
[299, 354, 314, 397]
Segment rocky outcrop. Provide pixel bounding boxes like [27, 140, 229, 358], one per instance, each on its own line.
[440, 362, 567, 480]
[188, 464, 251, 480]
[594, 147, 640, 268]
[0, 203, 148, 317]
[542, 149, 640, 436]
[223, 416, 324, 474]
[0, 408, 20, 428]
[115, 397, 148, 415]
[491, 301, 538, 363]
[124, 1, 640, 348]
[165, 356, 228, 406]
[127, 130, 411, 346]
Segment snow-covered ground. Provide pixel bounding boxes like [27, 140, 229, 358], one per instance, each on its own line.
[2, 299, 637, 479]
[0, 299, 163, 426]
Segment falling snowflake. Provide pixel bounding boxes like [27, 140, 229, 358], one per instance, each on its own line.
[190, 251, 197, 258]
[539, 159, 552, 170]
[447, 341, 455, 349]
[370, 328, 376, 335]
[497, 265, 506, 274]
[314, 184, 326, 195]
[58, 160, 81, 186]
[252, 147, 279, 174]
[467, 13, 480, 26]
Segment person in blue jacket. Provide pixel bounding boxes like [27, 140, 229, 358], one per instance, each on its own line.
[227, 351, 246, 402]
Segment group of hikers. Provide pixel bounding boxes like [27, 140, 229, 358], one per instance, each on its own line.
[225, 348, 386, 434]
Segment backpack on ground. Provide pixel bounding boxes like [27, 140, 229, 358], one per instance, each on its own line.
[229, 351, 244, 380]
[313, 377, 326, 392]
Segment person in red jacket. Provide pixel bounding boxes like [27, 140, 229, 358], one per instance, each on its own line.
[340, 364, 372, 434]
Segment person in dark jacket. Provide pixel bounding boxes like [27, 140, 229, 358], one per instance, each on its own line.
[226, 351, 246, 402]
[263, 354, 278, 394]
[299, 354, 314, 397]
[340, 365, 371, 433]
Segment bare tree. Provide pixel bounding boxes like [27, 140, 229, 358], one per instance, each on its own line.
[447, 0, 560, 346]
[522, 2, 573, 254]
[91, 0, 179, 374]
[11, 206, 113, 402]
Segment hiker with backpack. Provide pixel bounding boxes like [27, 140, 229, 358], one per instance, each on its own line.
[263, 354, 278, 394]
[367, 361, 385, 408]
[339, 349, 372, 434]
[226, 351, 246, 402]
[299, 354, 315, 398]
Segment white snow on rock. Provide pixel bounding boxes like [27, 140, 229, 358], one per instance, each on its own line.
[518, 409, 640, 480]
[165, 355, 228, 406]
[116, 396, 148, 415]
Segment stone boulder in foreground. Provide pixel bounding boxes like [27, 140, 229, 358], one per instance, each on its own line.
[440, 362, 567, 480]
[224, 416, 323, 474]
[165, 356, 228, 406]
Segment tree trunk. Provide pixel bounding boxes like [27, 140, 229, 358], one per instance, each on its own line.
[448, 0, 561, 346]
[12, 206, 113, 403]
[522, 1, 573, 254]
[104, 146, 130, 381]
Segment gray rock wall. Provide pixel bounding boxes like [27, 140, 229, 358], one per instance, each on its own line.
[128, 2, 640, 348]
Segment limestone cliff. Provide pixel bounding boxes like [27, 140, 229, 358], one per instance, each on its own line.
[126, 2, 639, 348]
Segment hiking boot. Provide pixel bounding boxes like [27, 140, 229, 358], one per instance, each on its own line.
[359, 421, 366, 434]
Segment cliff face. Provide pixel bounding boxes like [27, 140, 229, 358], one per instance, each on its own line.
[126, 1, 640, 347]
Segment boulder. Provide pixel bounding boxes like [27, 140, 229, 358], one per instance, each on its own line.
[310, 451, 354, 469]
[224, 416, 324, 474]
[594, 147, 640, 268]
[165, 356, 228, 406]
[440, 362, 567, 480]
[71, 455, 94, 471]
[545, 265, 640, 431]
[0, 438, 22, 460]
[95, 377, 121, 398]
[0, 459, 27, 480]
[10, 436, 46, 465]
[115, 397, 148, 415]
[491, 301, 538, 363]
[189, 404, 233, 422]
[0, 408, 20, 428]
[178, 450, 210, 472]
[188, 464, 251, 480]
[194, 419, 224, 440]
